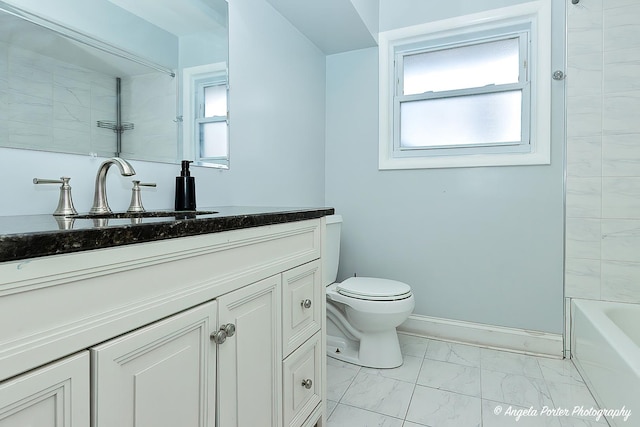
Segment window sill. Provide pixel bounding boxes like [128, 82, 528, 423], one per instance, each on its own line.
[378, 149, 550, 170]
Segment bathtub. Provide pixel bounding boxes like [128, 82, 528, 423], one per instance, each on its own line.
[571, 299, 639, 426]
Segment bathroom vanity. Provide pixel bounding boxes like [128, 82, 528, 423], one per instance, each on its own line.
[0, 207, 331, 427]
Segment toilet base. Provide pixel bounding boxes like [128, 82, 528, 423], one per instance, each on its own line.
[326, 329, 404, 369]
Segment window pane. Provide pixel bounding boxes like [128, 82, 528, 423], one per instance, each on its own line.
[200, 122, 227, 158]
[400, 91, 522, 148]
[403, 37, 520, 95]
[204, 84, 227, 117]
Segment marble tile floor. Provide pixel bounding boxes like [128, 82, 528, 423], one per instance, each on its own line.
[326, 334, 610, 427]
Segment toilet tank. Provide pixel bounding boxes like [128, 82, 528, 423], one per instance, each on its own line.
[324, 214, 342, 285]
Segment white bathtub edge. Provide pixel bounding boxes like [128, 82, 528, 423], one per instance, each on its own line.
[571, 298, 640, 427]
[398, 313, 563, 357]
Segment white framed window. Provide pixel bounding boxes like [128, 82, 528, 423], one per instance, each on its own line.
[195, 78, 228, 165]
[182, 63, 229, 168]
[379, 0, 551, 170]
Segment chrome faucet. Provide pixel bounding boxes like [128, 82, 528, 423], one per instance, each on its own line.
[89, 157, 136, 214]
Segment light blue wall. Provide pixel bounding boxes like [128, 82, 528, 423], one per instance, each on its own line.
[325, 1, 566, 333]
[0, 0, 326, 215]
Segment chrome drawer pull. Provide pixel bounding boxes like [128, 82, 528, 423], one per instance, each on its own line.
[301, 378, 313, 389]
[301, 299, 312, 309]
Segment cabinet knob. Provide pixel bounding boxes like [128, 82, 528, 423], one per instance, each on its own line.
[211, 323, 236, 344]
[211, 330, 227, 344]
[301, 299, 312, 309]
[221, 323, 236, 337]
[301, 378, 313, 389]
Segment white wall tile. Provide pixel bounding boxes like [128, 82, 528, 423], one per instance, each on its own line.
[565, 258, 601, 299]
[603, 2, 640, 52]
[602, 177, 640, 219]
[604, 0, 639, 10]
[53, 102, 91, 133]
[604, 47, 640, 94]
[53, 128, 91, 154]
[8, 92, 52, 125]
[566, 95, 602, 138]
[603, 92, 640, 135]
[567, 53, 602, 98]
[566, 177, 601, 218]
[601, 219, 640, 263]
[601, 260, 640, 302]
[567, 0, 640, 332]
[568, 0, 602, 30]
[602, 133, 640, 177]
[566, 136, 601, 177]
[567, 27, 603, 57]
[565, 218, 601, 259]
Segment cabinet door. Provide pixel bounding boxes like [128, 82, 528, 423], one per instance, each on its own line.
[91, 301, 217, 427]
[217, 275, 282, 427]
[0, 352, 89, 427]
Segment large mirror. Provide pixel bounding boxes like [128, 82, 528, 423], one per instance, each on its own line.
[0, 0, 229, 168]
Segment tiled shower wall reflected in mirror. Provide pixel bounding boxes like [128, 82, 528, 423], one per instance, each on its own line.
[0, 42, 117, 156]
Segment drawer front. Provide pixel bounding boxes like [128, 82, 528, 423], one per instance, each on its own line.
[283, 332, 322, 427]
[282, 260, 322, 357]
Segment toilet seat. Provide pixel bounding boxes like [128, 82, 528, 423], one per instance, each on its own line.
[337, 277, 412, 301]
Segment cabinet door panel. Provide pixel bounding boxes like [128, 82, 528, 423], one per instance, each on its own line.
[0, 352, 89, 427]
[217, 275, 282, 427]
[91, 301, 216, 427]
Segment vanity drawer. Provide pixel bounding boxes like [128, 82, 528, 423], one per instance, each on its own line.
[283, 331, 322, 427]
[282, 260, 322, 357]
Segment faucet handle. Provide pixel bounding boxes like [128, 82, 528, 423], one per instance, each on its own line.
[33, 177, 78, 216]
[127, 180, 157, 213]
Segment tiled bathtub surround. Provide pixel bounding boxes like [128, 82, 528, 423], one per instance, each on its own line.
[566, 0, 640, 303]
[0, 42, 116, 156]
[0, 41, 175, 160]
[326, 335, 609, 427]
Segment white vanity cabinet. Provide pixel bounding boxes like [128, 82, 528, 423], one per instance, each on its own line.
[0, 217, 327, 427]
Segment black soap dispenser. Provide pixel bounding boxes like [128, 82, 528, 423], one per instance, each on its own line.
[175, 160, 196, 211]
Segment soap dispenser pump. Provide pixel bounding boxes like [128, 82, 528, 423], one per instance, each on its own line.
[175, 160, 196, 211]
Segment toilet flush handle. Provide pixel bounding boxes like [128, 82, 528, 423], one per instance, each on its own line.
[301, 299, 312, 309]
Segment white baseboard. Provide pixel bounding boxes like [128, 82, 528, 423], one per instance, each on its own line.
[398, 314, 564, 358]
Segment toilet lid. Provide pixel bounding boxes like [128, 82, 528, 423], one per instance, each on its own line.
[336, 277, 412, 301]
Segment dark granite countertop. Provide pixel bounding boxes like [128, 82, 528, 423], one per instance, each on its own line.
[0, 206, 334, 263]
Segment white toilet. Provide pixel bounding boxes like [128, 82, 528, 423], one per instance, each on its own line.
[325, 214, 415, 368]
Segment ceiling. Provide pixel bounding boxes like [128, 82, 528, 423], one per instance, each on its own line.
[106, 0, 227, 36]
[265, 0, 378, 55]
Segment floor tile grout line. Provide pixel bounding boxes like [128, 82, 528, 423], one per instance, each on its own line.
[479, 347, 484, 426]
[328, 360, 362, 404]
[401, 354, 427, 423]
[331, 401, 406, 423]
